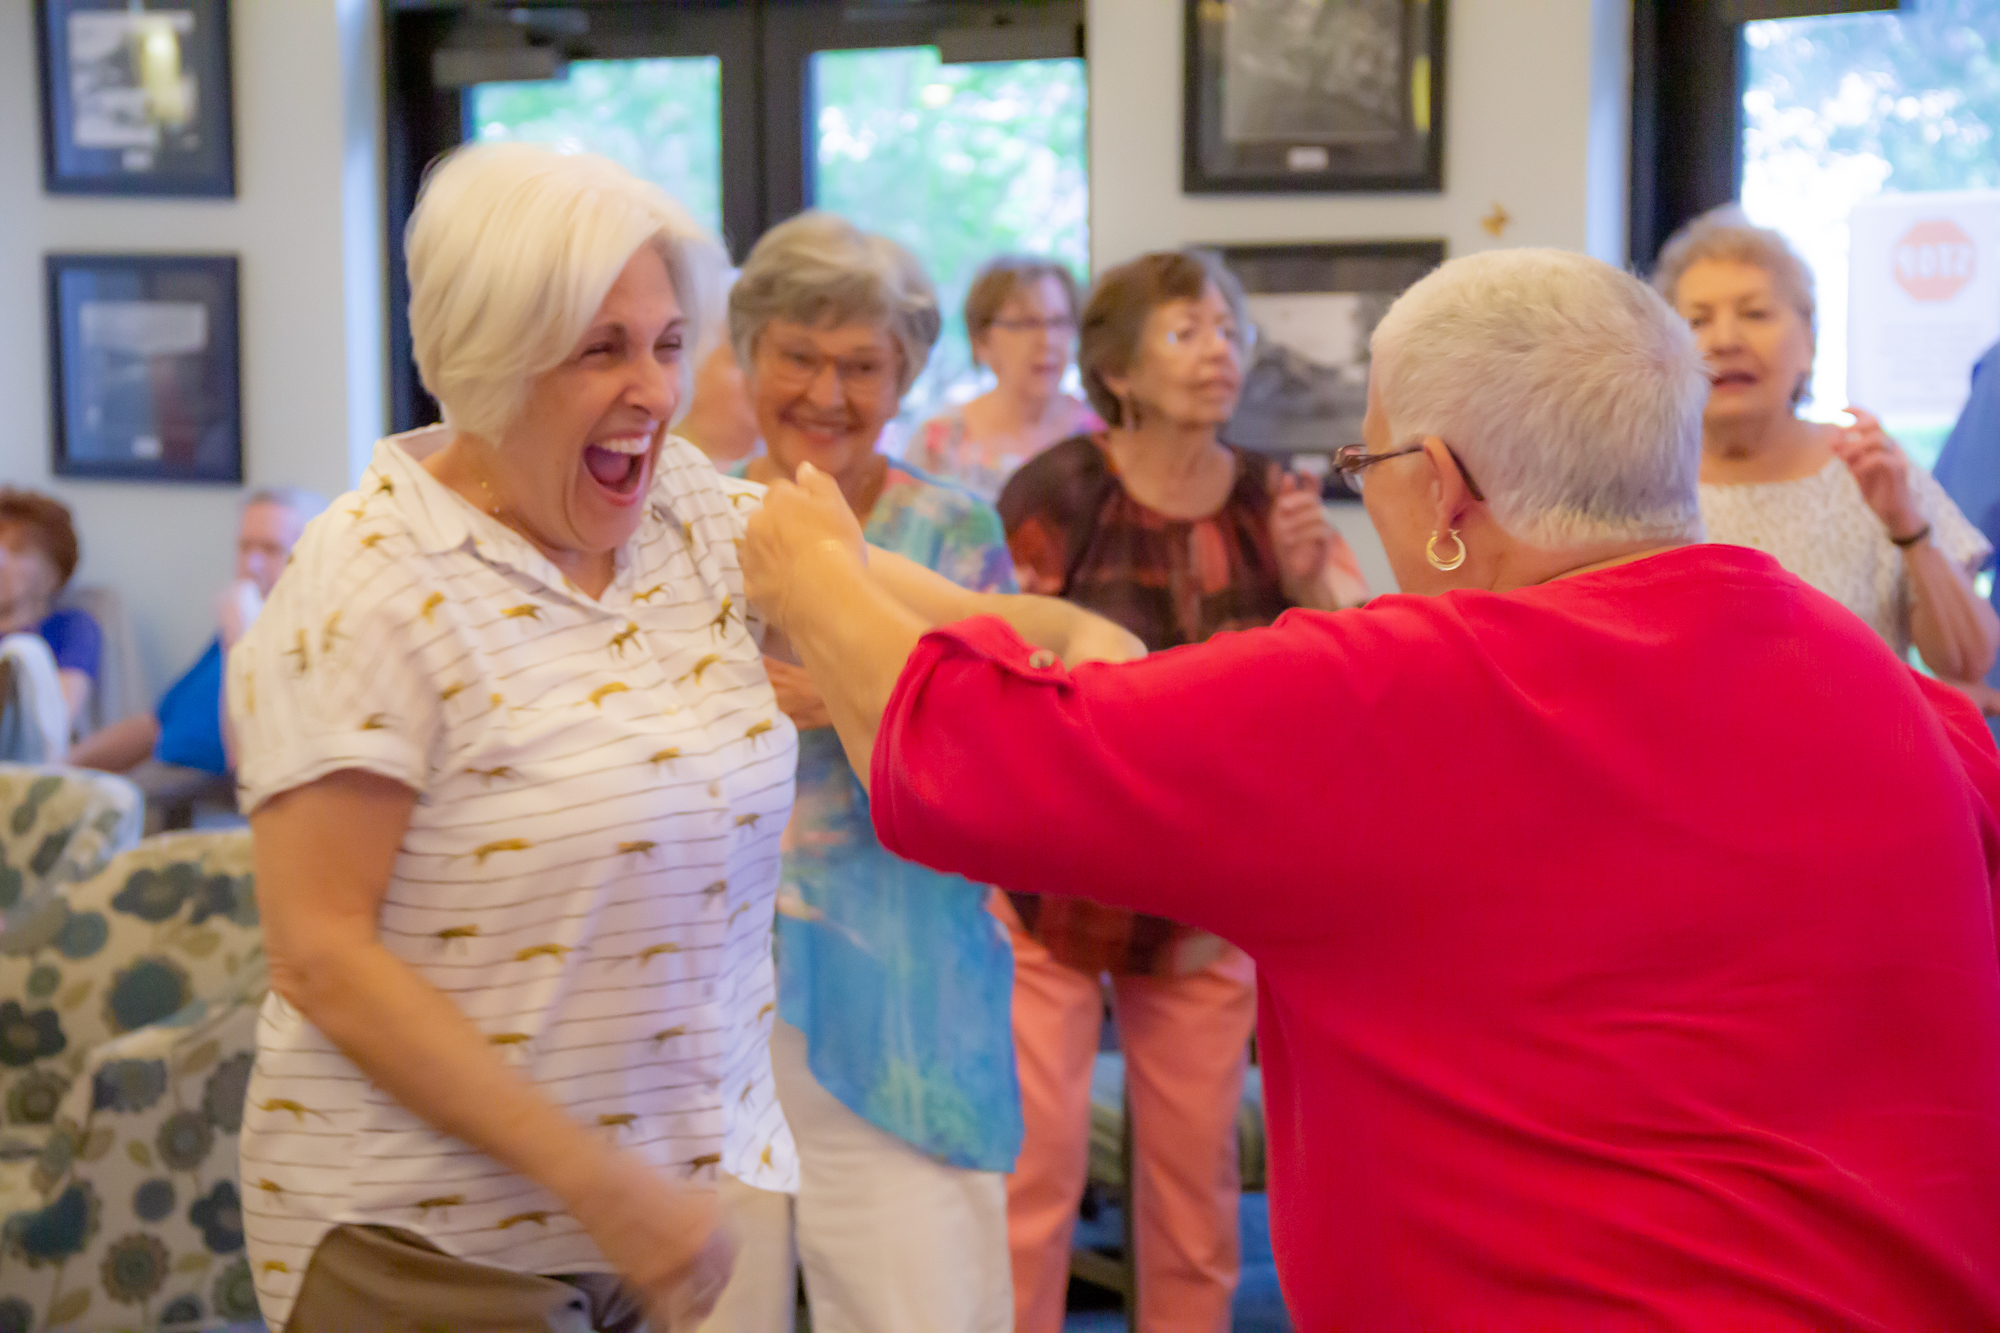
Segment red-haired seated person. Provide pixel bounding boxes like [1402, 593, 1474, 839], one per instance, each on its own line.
[0, 489, 97, 759]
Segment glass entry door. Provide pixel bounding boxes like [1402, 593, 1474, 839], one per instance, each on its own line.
[384, 1, 1087, 434]
[470, 57, 725, 239]
[810, 45, 1088, 428]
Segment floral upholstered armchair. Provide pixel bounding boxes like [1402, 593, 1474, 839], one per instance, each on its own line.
[0, 768, 143, 936]
[0, 831, 265, 1331]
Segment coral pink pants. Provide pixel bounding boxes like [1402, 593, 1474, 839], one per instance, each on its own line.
[997, 901, 1257, 1333]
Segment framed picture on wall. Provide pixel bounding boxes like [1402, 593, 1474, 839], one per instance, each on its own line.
[47, 253, 243, 484]
[36, 0, 236, 197]
[1213, 239, 1445, 491]
[1185, 0, 1446, 194]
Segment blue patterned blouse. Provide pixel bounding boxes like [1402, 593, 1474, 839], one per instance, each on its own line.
[749, 460, 1024, 1170]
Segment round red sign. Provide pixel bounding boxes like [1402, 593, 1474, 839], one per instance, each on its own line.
[1893, 219, 1976, 302]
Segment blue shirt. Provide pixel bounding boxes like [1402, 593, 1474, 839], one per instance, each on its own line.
[1933, 342, 2000, 691]
[37, 607, 100, 680]
[743, 460, 1024, 1169]
[154, 637, 228, 775]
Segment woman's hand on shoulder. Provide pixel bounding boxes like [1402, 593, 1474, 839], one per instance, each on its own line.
[1832, 406, 1926, 540]
[743, 462, 868, 637]
[566, 1153, 738, 1327]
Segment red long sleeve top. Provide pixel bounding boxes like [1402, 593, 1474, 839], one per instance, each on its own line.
[873, 544, 2000, 1330]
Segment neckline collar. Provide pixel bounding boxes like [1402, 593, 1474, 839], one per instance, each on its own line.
[368, 427, 649, 606]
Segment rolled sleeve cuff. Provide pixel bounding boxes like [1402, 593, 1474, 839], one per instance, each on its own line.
[235, 733, 428, 816]
[870, 615, 1072, 859]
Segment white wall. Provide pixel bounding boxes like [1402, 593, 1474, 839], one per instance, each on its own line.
[0, 0, 385, 700]
[1086, 0, 1632, 593]
[1088, 0, 1631, 267]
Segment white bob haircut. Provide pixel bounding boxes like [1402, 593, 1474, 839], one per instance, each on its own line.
[729, 211, 942, 396]
[405, 142, 727, 443]
[1369, 248, 1708, 549]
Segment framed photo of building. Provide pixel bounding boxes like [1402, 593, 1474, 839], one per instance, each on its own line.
[47, 254, 243, 484]
[36, 0, 236, 197]
[1214, 239, 1445, 491]
[1185, 0, 1445, 194]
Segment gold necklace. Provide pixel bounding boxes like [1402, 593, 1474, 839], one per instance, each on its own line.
[467, 448, 508, 521]
[474, 470, 503, 518]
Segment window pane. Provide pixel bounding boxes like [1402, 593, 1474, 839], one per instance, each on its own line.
[1741, 6, 2000, 465]
[811, 47, 1089, 435]
[469, 57, 724, 240]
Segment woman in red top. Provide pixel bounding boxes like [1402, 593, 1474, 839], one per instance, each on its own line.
[741, 247, 2000, 1330]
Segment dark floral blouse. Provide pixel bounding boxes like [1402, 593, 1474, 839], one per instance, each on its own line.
[996, 433, 1293, 975]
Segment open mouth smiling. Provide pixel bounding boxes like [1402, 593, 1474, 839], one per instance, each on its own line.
[583, 432, 653, 498]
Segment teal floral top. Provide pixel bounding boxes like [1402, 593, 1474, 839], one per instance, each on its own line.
[741, 460, 1023, 1169]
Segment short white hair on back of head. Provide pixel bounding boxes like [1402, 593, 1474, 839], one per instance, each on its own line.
[1369, 248, 1708, 549]
[405, 142, 727, 443]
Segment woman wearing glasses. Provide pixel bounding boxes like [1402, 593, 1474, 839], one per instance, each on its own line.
[910, 256, 1102, 500]
[991, 249, 1365, 1333]
[742, 247, 2000, 1330]
[730, 211, 1024, 1332]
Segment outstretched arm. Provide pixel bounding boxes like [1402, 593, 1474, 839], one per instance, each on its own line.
[869, 548, 1143, 670]
[751, 464, 1143, 766]
[743, 465, 1337, 942]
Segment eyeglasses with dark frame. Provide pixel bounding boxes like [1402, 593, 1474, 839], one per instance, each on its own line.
[1332, 441, 1485, 502]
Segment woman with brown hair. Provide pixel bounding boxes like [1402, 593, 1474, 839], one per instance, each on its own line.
[910, 256, 1101, 500]
[990, 249, 1365, 1332]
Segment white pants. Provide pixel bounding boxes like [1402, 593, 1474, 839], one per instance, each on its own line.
[770, 1019, 1012, 1333]
[691, 1174, 798, 1333]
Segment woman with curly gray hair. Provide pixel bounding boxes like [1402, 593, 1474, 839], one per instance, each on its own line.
[728, 211, 1039, 1333]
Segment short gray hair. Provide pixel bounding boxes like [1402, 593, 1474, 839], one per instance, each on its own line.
[1370, 248, 1708, 549]
[244, 487, 327, 521]
[405, 142, 727, 442]
[730, 212, 941, 395]
[1651, 204, 1816, 339]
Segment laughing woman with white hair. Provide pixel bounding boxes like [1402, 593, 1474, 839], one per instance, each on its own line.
[741, 248, 2000, 1328]
[230, 143, 1133, 1332]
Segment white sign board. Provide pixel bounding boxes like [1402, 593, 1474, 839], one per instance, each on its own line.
[1849, 190, 2000, 420]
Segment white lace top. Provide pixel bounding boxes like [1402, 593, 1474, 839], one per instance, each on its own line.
[1699, 458, 1991, 657]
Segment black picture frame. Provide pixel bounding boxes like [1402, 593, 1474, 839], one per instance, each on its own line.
[47, 253, 243, 485]
[36, 0, 236, 197]
[1185, 0, 1446, 195]
[1214, 239, 1446, 491]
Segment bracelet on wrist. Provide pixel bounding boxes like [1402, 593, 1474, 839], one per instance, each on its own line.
[1889, 522, 1932, 549]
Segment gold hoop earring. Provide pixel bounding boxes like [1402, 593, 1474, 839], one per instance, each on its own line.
[1426, 529, 1466, 572]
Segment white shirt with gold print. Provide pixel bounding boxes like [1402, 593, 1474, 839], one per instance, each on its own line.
[229, 428, 797, 1328]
